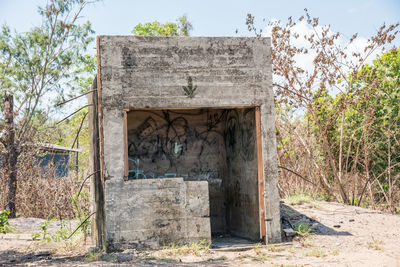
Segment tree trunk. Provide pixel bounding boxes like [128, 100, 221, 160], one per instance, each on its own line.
[3, 94, 18, 218]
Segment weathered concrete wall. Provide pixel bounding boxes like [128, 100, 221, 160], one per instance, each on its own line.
[224, 108, 259, 240]
[97, 36, 281, 248]
[88, 78, 105, 249]
[105, 178, 210, 251]
[99, 37, 271, 113]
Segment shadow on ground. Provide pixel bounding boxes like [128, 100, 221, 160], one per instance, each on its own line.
[0, 250, 85, 266]
[280, 202, 351, 241]
[0, 249, 231, 266]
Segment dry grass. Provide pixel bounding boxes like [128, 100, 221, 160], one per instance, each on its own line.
[300, 237, 314, 247]
[266, 244, 285, 252]
[330, 249, 340, 256]
[51, 231, 89, 255]
[285, 191, 314, 205]
[159, 240, 211, 257]
[238, 253, 272, 262]
[207, 256, 227, 261]
[303, 249, 327, 258]
[276, 113, 400, 213]
[0, 160, 89, 219]
[367, 238, 384, 250]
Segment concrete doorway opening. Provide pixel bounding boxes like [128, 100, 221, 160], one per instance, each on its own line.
[124, 107, 265, 245]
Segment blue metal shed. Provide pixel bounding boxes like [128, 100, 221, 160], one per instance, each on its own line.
[0, 144, 81, 177]
[35, 144, 81, 177]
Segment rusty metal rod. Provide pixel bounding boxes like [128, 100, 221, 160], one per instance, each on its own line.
[56, 89, 97, 107]
[56, 105, 91, 125]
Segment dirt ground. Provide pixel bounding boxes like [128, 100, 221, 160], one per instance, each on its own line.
[1, 200, 400, 266]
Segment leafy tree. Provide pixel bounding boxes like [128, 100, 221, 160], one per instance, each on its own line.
[52, 54, 96, 174]
[247, 11, 399, 207]
[0, 0, 95, 217]
[132, 15, 192, 36]
[314, 48, 400, 209]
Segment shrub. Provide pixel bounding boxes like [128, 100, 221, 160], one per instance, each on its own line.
[0, 210, 14, 234]
[294, 222, 312, 237]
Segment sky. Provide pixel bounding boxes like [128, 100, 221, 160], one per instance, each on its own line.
[0, 0, 399, 117]
[0, 0, 399, 43]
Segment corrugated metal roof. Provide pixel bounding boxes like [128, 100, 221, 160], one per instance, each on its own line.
[38, 143, 82, 153]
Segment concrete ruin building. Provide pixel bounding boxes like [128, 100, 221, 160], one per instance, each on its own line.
[89, 36, 281, 251]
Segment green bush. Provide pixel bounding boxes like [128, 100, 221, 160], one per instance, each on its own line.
[32, 219, 70, 242]
[0, 210, 14, 234]
[294, 222, 312, 237]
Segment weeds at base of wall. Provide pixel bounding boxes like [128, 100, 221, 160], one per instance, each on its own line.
[160, 239, 211, 257]
[29, 217, 91, 255]
[84, 248, 106, 262]
[25, 224, 90, 257]
[52, 232, 89, 255]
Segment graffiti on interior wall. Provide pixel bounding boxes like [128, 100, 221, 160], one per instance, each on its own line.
[128, 110, 226, 178]
[224, 109, 255, 161]
[224, 110, 239, 157]
[233, 180, 242, 207]
[127, 157, 188, 180]
[127, 109, 256, 179]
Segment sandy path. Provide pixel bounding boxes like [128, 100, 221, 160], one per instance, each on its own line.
[1, 201, 399, 266]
